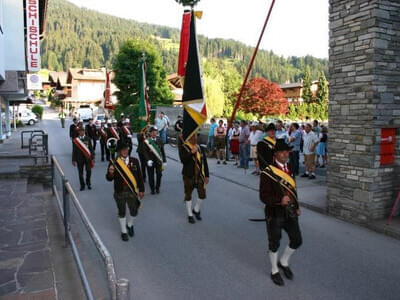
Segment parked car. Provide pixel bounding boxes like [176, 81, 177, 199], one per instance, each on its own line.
[77, 107, 93, 122]
[18, 110, 38, 125]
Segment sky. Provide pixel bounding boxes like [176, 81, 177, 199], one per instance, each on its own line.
[68, 0, 329, 59]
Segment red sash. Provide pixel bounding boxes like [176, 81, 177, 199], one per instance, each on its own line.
[110, 127, 120, 140]
[122, 126, 131, 136]
[73, 138, 94, 168]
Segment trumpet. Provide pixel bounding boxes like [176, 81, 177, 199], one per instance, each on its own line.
[107, 137, 118, 154]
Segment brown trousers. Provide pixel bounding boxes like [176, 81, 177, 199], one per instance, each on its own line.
[183, 175, 206, 201]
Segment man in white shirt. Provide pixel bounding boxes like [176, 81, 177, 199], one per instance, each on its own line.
[249, 122, 264, 175]
[301, 124, 319, 179]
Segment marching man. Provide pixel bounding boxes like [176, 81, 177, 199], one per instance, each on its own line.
[259, 139, 302, 286]
[257, 123, 276, 170]
[178, 132, 209, 224]
[98, 121, 110, 162]
[72, 127, 95, 191]
[141, 126, 166, 194]
[106, 143, 145, 241]
[108, 119, 120, 161]
[121, 119, 133, 156]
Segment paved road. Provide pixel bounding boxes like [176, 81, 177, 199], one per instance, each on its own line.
[41, 111, 400, 300]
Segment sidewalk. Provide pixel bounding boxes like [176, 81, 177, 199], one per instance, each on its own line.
[0, 122, 84, 299]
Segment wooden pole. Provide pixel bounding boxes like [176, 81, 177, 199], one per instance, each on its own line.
[228, 0, 276, 129]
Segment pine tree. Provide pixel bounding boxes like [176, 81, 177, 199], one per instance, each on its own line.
[302, 66, 313, 103]
[316, 73, 329, 104]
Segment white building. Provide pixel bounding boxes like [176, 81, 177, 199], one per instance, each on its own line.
[0, 0, 48, 141]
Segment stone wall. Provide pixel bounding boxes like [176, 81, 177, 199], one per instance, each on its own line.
[328, 0, 400, 223]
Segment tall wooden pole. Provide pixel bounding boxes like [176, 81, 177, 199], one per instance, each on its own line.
[228, 0, 276, 129]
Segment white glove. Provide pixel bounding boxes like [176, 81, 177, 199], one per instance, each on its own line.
[127, 135, 132, 138]
[147, 160, 153, 167]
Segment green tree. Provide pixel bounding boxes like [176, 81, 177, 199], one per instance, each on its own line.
[302, 66, 313, 103]
[316, 73, 329, 104]
[113, 39, 173, 110]
[203, 74, 225, 117]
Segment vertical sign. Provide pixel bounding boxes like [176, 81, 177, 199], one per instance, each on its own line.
[26, 0, 41, 72]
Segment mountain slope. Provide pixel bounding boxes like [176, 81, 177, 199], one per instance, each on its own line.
[41, 0, 328, 83]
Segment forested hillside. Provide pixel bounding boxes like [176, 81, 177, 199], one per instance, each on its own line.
[41, 0, 328, 83]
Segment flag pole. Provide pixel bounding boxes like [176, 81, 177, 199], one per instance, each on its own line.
[228, 0, 276, 129]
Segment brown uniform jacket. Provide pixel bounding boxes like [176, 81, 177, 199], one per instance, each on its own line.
[178, 142, 209, 179]
[72, 136, 94, 163]
[259, 162, 298, 214]
[106, 157, 145, 194]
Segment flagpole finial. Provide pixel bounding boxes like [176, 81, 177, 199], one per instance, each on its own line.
[175, 0, 201, 7]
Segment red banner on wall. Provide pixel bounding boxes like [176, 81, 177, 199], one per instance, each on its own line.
[380, 128, 396, 166]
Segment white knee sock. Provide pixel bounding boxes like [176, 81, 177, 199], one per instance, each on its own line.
[119, 217, 127, 233]
[194, 198, 203, 213]
[280, 245, 296, 267]
[126, 214, 134, 227]
[269, 251, 279, 274]
[186, 201, 193, 217]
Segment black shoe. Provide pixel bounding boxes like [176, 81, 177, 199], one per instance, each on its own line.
[270, 272, 284, 286]
[188, 216, 196, 224]
[126, 225, 135, 237]
[308, 174, 316, 180]
[217, 161, 221, 164]
[101, 158, 105, 162]
[80, 186, 85, 191]
[278, 262, 293, 280]
[223, 161, 227, 165]
[87, 185, 92, 190]
[300, 173, 309, 178]
[121, 233, 129, 241]
[192, 209, 202, 221]
[156, 188, 160, 194]
[151, 190, 155, 195]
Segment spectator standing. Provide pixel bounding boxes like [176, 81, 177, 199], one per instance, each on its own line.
[288, 123, 301, 176]
[214, 120, 227, 164]
[207, 118, 217, 156]
[301, 124, 319, 179]
[316, 126, 328, 168]
[230, 122, 240, 165]
[155, 112, 167, 144]
[275, 120, 287, 141]
[239, 120, 250, 169]
[313, 120, 321, 136]
[249, 122, 264, 175]
[163, 113, 170, 144]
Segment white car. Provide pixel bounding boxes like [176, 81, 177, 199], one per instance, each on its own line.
[18, 110, 38, 125]
[77, 107, 93, 122]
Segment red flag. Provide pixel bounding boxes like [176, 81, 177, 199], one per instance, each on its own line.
[104, 71, 114, 110]
[178, 10, 192, 78]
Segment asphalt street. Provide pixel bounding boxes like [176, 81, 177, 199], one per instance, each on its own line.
[41, 111, 400, 300]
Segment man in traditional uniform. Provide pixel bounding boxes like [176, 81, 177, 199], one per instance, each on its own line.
[98, 121, 110, 161]
[141, 126, 166, 194]
[72, 127, 95, 191]
[69, 118, 79, 140]
[107, 119, 120, 161]
[85, 118, 98, 152]
[257, 123, 276, 170]
[178, 133, 209, 224]
[106, 143, 145, 241]
[259, 139, 302, 286]
[120, 119, 133, 156]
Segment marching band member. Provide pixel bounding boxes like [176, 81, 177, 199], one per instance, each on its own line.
[121, 118, 133, 156]
[98, 121, 110, 161]
[85, 118, 98, 152]
[257, 123, 276, 170]
[72, 127, 95, 191]
[178, 132, 209, 224]
[140, 126, 166, 194]
[259, 139, 302, 286]
[106, 142, 145, 241]
[108, 119, 120, 161]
